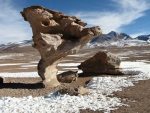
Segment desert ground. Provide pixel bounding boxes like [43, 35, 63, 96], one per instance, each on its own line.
[0, 46, 150, 113]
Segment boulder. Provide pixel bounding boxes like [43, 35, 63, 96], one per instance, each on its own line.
[0, 77, 4, 84]
[57, 71, 78, 83]
[21, 6, 102, 87]
[58, 86, 89, 96]
[78, 51, 124, 75]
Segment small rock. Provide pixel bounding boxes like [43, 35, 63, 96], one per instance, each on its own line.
[78, 86, 89, 95]
[57, 71, 78, 83]
[58, 86, 89, 96]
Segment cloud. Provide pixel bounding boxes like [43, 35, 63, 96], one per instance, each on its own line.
[73, 0, 150, 34]
[0, 0, 32, 44]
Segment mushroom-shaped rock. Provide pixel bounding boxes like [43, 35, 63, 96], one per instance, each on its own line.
[21, 6, 102, 87]
[78, 51, 124, 75]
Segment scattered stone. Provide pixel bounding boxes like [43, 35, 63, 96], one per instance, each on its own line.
[57, 71, 78, 83]
[78, 51, 124, 75]
[21, 6, 102, 87]
[0, 77, 4, 84]
[58, 86, 89, 96]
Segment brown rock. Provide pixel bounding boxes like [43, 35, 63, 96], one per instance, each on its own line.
[78, 51, 124, 75]
[0, 77, 4, 84]
[58, 86, 89, 96]
[57, 71, 78, 83]
[21, 6, 102, 87]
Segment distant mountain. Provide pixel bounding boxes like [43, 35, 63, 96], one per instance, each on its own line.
[0, 40, 35, 53]
[0, 31, 150, 52]
[0, 40, 33, 51]
[136, 34, 150, 42]
[84, 31, 150, 48]
[90, 31, 132, 43]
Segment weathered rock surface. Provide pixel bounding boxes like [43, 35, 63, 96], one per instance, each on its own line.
[58, 86, 89, 96]
[57, 71, 78, 83]
[21, 6, 102, 87]
[78, 51, 124, 75]
[0, 77, 4, 84]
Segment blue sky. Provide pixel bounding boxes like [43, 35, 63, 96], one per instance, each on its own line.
[0, 0, 150, 44]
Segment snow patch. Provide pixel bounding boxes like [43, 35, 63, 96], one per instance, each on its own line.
[0, 61, 150, 113]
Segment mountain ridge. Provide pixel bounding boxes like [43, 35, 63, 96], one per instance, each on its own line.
[0, 31, 150, 51]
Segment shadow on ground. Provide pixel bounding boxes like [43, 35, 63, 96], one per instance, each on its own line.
[0, 82, 44, 89]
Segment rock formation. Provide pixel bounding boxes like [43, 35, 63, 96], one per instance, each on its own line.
[57, 71, 78, 83]
[78, 51, 124, 75]
[21, 6, 102, 87]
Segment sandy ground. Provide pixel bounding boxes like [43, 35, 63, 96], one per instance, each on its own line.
[0, 76, 93, 98]
[0, 46, 150, 113]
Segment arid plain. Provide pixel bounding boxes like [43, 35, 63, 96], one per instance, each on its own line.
[0, 45, 150, 113]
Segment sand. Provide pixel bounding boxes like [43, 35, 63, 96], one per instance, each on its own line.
[0, 46, 150, 112]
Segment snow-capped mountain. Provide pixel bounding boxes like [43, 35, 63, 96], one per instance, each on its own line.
[136, 34, 150, 42]
[90, 31, 132, 43]
[0, 40, 33, 51]
[84, 31, 150, 48]
[0, 31, 150, 51]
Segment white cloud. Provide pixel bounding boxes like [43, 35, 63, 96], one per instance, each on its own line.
[73, 0, 150, 34]
[0, 0, 32, 44]
[0, 0, 149, 44]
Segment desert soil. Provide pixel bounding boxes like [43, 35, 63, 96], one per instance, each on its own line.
[0, 46, 150, 113]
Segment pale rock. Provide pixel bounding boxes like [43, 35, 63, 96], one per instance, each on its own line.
[21, 6, 102, 87]
[78, 51, 124, 75]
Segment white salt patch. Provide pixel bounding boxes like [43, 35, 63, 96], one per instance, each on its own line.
[120, 56, 129, 59]
[0, 54, 24, 59]
[57, 71, 65, 74]
[0, 61, 150, 113]
[0, 63, 26, 66]
[136, 60, 150, 62]
[142, 51, 150, 54]
[0, 64, 20, 66]
[21, 65, 37, 68]
[67, 53, 90, 57]
[57, 63, 80, 66]
[57, 70, 83, 74]
[29, 61, 38, 63]
[120, 61, 146, 69]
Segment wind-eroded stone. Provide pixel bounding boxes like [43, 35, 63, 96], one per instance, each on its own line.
[78, 51, 124, 75]
[21, 6, 102, 87]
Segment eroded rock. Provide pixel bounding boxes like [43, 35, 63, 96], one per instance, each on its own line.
[21, 6, 102, 87]
[57, 71, 78, 83]
[78, 51, 124, 75]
